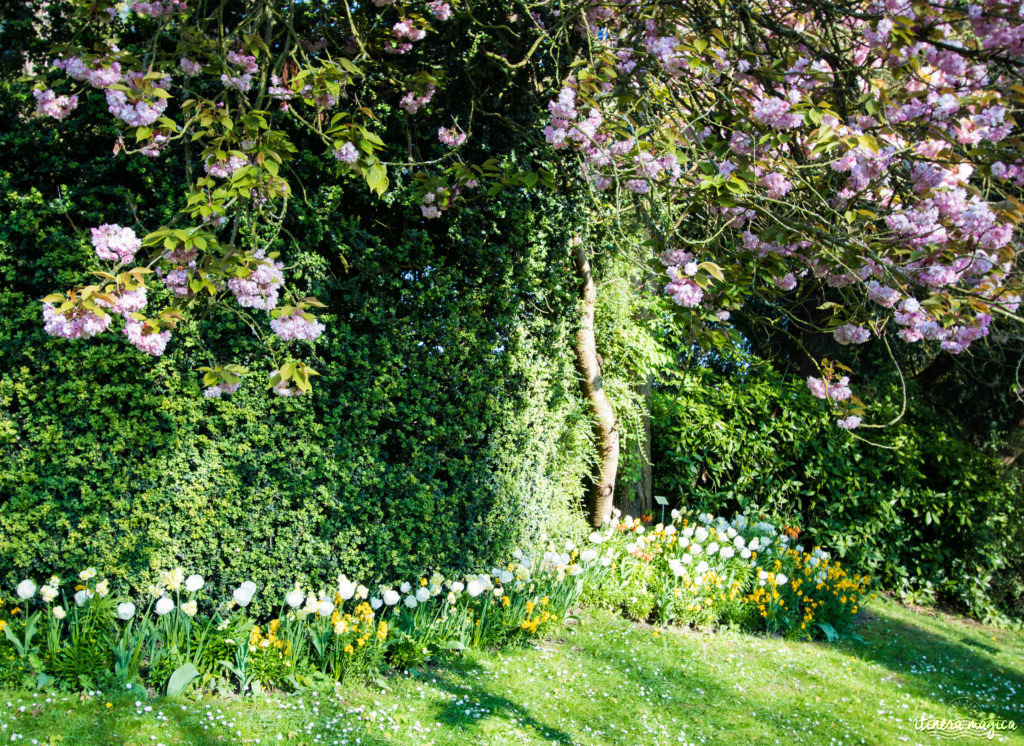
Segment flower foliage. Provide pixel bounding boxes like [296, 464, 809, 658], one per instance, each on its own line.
[0, 545, 603, 692]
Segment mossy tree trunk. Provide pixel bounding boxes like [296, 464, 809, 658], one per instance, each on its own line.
[571, 238, 619, 527]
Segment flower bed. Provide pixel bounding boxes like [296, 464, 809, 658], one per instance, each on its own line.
[0, 513, 871, 694]
[585, 511, 873, 639]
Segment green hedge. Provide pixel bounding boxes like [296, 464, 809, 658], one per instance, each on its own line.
[0, 167, 593, 616]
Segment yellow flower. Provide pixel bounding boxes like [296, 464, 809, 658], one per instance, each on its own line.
[344, 644, 354, 654]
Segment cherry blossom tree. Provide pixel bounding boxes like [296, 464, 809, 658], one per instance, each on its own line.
[24, 0, 1024, 524]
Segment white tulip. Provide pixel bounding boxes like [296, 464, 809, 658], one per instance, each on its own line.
[16, 580, 36, 600]
[336, 575, 356, 601]
[382, 589, 400, 606]
[184, 574, 205, 593]
[155, 596, 174, 616]
[403, 595, 417, 609]
[117, 602, 136, 620]
[415, 587, 430, 603]
[233, 581, 257, 608]
[74, 589, 93, 607]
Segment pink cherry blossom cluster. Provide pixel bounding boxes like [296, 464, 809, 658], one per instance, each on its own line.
[91, 224, 141, 265]
[836, 416, 862, 430]
[386, 20, 426, 54]
[105, 73, 169, 127]
[807, 375, 852, 403]
[124, 319, 171, 356]
[42, 303, 110, 339]
[179, 58, 202, 76]
[204, 155, 249, 178]
[892, 297, 993, 354]
[833, 324, 871, 345]
[140, 132, 170, 157]
[270, 311, 326, 341]
[437, 127, 466, 147]
[333, 142, 359, 163]
[54, 57, 121, 88]
[772, 273, 798, 291]
[427, 1, 452, 20]
[204, 382, 240, 398]
[32, 89, 78, 120]
[543, 86, 682, 197]
[664, 270, 703, 308]
[806, 364, 864, 427]
[268, 74, 296, 101]
[102, 287, 148, 317]
[659, 249, 703, 308]
[227, 251, 284, 310]
[221, 73, 253, 92]
[157, 248, 197, 297]
[400, 86, 434, 114]
[392, 20, 426, 42]
[132, 0, 186, 17]
[750, 95, 802, 130]
[226, 51, 258, 73]
[420, 188, 448, 219]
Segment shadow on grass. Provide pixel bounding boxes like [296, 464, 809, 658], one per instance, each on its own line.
[530, 607, 1024, 743]
[404, 658, 580, 745]
[838, 603, 1024, 721]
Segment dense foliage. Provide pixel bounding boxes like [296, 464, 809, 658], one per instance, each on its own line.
[651, 359, 1024, 621]
[0, 69, 596, 610]
[3, 0, 1024, 629]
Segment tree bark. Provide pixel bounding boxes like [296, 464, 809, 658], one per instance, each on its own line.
[571, 238, 620, 527]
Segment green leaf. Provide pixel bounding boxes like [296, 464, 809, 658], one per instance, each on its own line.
[815, 622, 839, 642]
[166, 662, 200, 697]
[366, 164, 388, 196]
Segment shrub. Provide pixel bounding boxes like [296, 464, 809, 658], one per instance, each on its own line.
[651, 363, 1021, 622]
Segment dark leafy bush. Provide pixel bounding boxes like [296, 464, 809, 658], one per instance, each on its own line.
[651, 361, 1023, 622]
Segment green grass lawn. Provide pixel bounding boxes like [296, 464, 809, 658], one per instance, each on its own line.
[1, 598, 1021, 745]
